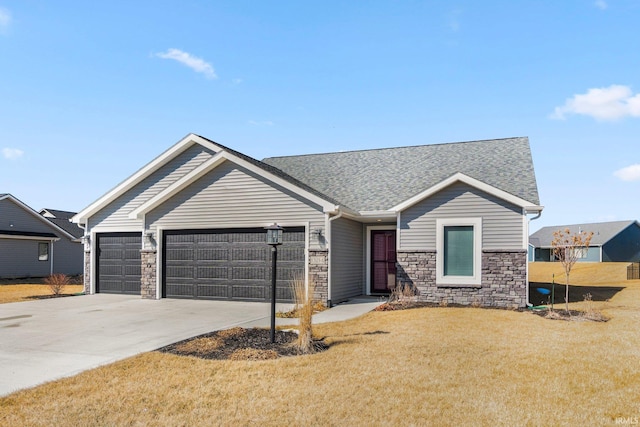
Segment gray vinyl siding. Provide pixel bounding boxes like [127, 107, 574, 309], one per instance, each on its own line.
[330, 217, 364, 303]
[580, 247, 601, 262]
[0, 198, 82, 278]
[0, 199, 57, 234]
[146, 162, 327, 250]
[89, 144, 216, 230]
[602, 224, 640, 262]
[52, 239, 83, 276]
[399, 182, 523, 251]
[0, 239, 51, 278]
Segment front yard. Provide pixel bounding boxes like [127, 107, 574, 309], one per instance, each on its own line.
[1, 264, 638, 425]
[0, 283, 84, 304]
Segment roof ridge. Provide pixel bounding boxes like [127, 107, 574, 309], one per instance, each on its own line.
[535, 219, 636, 230]
[263, 136, 528, 160]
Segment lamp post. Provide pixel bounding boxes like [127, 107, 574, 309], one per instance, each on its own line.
[265, 223, 283, 343]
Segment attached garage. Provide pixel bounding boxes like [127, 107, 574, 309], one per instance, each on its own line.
[96, 232, 142, 294]
[162, 227, 305, 302]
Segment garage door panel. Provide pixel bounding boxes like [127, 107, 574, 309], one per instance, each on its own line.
[197, 248, 228, 260]
[97, 233, 142, 295]
[231, 285, 266, 300]
[198, 284, 228, 298]
[163, 228, 304, 302]
[166, 248, 194, 261]
[231, 248, 267, 262]
[197, 266, 228, 279]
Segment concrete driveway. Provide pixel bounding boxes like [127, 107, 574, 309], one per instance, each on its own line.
[0, 294, 276, 397]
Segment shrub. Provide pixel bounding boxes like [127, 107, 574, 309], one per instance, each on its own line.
[580, 293, 608, 322]
[44, 274, 70, 296]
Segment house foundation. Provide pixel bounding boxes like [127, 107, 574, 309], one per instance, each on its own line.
[396, 250, 527, 308]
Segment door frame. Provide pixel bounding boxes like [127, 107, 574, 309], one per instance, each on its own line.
[365, 225, 396, 295]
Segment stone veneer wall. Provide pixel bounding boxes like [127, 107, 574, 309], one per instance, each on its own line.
[396, 250, 527, 308]
[308, 249, 329, 305]
[140, 249, 157, 299]
[83, 250, 91, 294]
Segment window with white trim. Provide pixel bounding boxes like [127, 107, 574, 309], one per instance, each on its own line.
[436, 218, 482, 286]
[38, 242, 49, 261]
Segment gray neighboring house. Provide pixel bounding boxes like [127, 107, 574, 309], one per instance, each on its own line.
[529, 220, 640, 263]
[0, 194, 84, 279]
[72, 134, 543, 308]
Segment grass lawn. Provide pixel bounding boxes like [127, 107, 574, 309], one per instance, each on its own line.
[0, 284, 84, 304]
[1, 264, 639, 425]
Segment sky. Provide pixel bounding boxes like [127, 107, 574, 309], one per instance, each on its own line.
[0, 1, 639, 233]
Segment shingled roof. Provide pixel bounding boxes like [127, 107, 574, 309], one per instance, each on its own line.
[262, 137, 540, 212]
[530, 220, 640, 248]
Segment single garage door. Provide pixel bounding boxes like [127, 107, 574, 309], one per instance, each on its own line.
[96, 232, 142, 294]
[163, 227, 305, 302]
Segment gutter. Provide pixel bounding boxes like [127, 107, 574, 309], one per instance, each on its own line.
[325, 209, 344, 307]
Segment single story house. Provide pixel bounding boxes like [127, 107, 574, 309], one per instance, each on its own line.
[72, 134, 543, 308]
[529, 220, 640, 263]
[0, 194, 84, 278]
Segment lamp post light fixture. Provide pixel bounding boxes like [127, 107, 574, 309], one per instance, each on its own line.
[265, 223, 283, 343]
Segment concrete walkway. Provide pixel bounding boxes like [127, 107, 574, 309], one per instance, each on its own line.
[0, 294, 382, 397]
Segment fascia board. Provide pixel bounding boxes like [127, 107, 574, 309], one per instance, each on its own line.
[4, 195, 76, 240]
[390, 172, 542, 212]
[72, 133, 205, 224]
[130, 150, 338, 219]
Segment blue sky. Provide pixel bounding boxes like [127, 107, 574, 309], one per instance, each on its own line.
[1, 1, 639, 232]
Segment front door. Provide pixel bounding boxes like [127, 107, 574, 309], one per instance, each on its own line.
[371, 230, 396, 293]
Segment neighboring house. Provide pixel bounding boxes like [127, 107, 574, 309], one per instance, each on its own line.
[529, 220, 640, 263]
[72, 134, 542, 308]
[0, 194, 84, 278]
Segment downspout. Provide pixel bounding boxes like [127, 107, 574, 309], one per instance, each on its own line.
[526, 210, 543, 307]
[50, 240, 54, 276]
[325, 209, 344, 307]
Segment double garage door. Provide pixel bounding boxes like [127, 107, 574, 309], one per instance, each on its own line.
[96, 228, 305, 302]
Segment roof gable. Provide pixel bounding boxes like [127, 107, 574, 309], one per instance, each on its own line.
[263, 136, 540, 212]
[72, 134, 222, 224]
[129, 150, 339, 219]
[40, 209, 76, 219]
[391, 172, 541, 212]
[0, 194, 76, 240]
[530, 220, 640, 247]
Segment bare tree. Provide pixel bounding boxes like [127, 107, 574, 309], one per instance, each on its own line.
[551, 228, 594, 312]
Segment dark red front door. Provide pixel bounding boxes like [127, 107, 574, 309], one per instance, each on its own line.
[371, 230, 396, 293]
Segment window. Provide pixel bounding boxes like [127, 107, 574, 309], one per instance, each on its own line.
[38, 242, 49, 261]
[571, 247, 588, 259]
[436, 218, 482, 286]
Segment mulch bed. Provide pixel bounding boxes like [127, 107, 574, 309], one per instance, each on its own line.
[157, 327, 328, 361]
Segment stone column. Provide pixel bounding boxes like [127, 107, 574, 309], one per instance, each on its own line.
[308, 250, 329, 305]
[140, 249, 157, 299]
[83, 250, 91, 294]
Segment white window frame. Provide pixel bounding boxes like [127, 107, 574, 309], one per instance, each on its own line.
[436, 218, 482, 286]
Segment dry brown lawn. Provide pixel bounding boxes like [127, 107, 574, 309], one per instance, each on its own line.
[1, 264, 639, 426]
[0, 284, 84, 304]
[529, 261, 630, 285]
